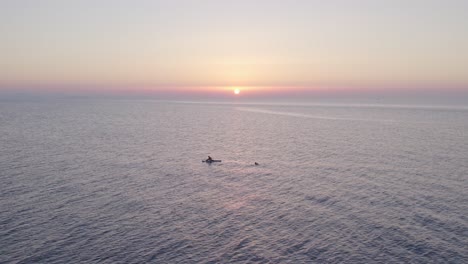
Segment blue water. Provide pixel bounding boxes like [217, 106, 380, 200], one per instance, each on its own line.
[1, 99, 467, 263]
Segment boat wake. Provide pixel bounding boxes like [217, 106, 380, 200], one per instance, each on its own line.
[236, 107, 396, 123]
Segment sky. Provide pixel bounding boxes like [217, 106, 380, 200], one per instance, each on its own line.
[1, 0, 468, 100]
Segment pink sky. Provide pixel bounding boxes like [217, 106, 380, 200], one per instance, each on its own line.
[1, 1, 467, 101]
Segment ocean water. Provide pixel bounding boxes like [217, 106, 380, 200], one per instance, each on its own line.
[1, 99, 467, 263]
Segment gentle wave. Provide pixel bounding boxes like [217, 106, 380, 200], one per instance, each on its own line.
[1, 100, 467, 263]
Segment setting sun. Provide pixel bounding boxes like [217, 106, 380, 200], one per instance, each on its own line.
[234, 88, 240, 95]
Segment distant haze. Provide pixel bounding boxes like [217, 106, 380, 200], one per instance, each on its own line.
[1, 0, 467, 101]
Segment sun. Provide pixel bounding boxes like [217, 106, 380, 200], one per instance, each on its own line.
[234, 88, 240, 95]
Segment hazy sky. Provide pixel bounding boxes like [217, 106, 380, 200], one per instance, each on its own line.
[1, 0, 467, 96]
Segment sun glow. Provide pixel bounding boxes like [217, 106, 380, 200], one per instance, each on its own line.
[234, 88, 240, 95]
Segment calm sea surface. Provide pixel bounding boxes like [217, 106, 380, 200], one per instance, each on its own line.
[1, 99, 467, 263]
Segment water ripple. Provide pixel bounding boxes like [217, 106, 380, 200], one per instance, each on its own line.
[1, 100, 467, 263]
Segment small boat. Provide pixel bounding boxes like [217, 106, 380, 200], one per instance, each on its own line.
[203, 159, 222, 163]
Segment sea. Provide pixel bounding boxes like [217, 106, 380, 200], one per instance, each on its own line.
[1, 99, 467, 263]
